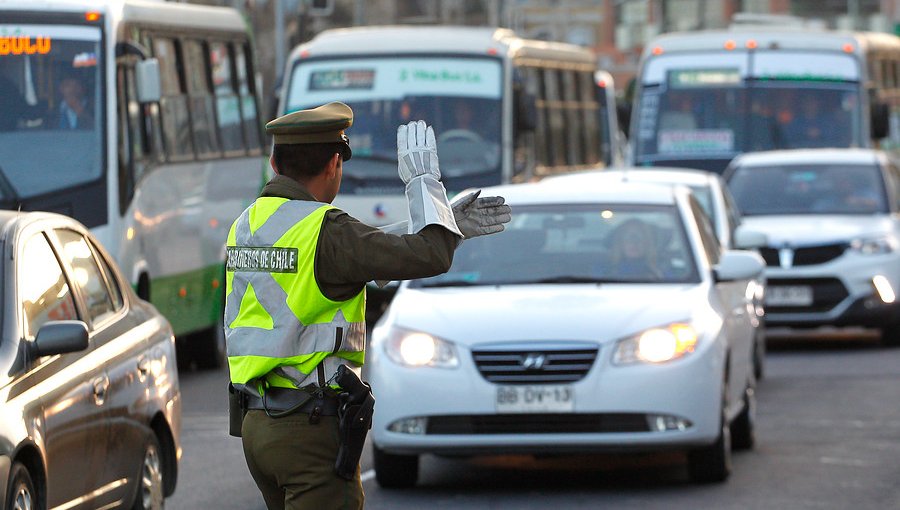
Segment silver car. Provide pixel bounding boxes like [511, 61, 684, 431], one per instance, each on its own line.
[0, 211, 181, 510]
[725, 149, 900, 346]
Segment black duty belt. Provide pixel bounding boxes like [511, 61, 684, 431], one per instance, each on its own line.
[245, 387, 340, 417]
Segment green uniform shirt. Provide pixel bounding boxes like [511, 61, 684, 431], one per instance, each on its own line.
[259, 175, 458, 300]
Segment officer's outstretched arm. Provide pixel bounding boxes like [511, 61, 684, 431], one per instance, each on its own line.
[377, 191, 511, 239]
[397, 120, 462, 236]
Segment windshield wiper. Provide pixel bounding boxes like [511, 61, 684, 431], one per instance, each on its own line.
[528, 276, 614, 284]
[418, 280, 483, 288]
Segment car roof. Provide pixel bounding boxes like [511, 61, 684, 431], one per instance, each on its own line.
[545, 167, 715, 188]
[730, 148, 884, 167]
[478, 180, 681, 207]
[0, 210, 81, 240]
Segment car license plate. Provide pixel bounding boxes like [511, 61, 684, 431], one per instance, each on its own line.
[495, 385, 574, 413]
[766, 285, 814, 306]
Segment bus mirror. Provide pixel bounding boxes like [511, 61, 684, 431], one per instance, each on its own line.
[871, 101, 889, 140]
[135, 58, 162, 104]
[515, 90, 537, 132]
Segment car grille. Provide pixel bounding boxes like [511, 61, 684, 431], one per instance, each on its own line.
[758, 243, 847, 267]
[766, 277, 849, 313]
[426, 413, 650, 434]
[471, 347, 599, 384]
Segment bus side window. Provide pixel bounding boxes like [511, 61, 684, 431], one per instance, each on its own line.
[184, 39, 221, 158]
[542, 68, 566, 170]
[561, 69, 581, 167]
[579, 70, 601, 166]
[530, 67, 549, 172]
[153, 36, 194, 161]
[512, 66, 536, 182]
[235, 43, 262, 153]
[210, 41, 245, 155]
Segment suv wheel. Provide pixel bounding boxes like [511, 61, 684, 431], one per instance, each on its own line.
[373, 446, 419, 488]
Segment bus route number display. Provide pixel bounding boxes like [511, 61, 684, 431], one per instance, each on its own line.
[309, 69, 375, 91]
[668, 68, 741, 88]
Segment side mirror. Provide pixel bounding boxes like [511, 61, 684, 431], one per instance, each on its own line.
[871, 101, 889, 140]
[515, 89, 537, 132]
[733, 226, 768, 250]
[135, 58, 162, 104]
[714, 250, 764, 282]
[34, 321, 89, 357]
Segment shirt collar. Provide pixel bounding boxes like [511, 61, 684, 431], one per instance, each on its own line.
[259, 174, 318, 202]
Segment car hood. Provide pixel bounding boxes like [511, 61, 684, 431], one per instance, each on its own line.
[741, 215, 894, 246]
[385, 284, 704, 348]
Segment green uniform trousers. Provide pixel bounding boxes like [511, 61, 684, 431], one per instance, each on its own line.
[241, 410, 364, 510]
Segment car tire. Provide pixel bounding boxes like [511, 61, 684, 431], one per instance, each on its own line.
[193, 319, 226, 370]
[6, 462, 37, 510]
[731, 381, 756, 451]
[687, 392, 732, 483]
[132, 435, 165, 510]
[373, 446, 419, 488]
[880, 321, 900, 347]
[753, 328, 766, 380]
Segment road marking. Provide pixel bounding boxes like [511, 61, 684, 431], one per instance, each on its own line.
[361, 469, 376, 483]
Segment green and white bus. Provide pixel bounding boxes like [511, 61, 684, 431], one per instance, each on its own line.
[630, 21, 900, 173]
[278, 25, 618, 228]
[0, 0, 265, 368]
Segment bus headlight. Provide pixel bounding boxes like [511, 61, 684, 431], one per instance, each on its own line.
[613, 323, 698, 365]
[384, 327, 459, 368]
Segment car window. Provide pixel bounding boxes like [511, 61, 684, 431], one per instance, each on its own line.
[728, 163, 888, 216]
[690, 196, 721, 265]
[412, 203, 700, 286]
[721, 184, 742, 241]
[91, 240, 124, 310]
[19, 232, 78, 339]
[55, 229, 118, 325]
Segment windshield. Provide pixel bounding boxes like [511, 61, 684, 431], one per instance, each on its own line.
[411, 204, 700, 287]
[634, 51, 862, 165]
[728, 163, 888, 216]
[286, 57, 502, 192]
[0, 24, 104, 203]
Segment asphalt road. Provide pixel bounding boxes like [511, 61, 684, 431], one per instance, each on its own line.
[167, 331, 900, 510]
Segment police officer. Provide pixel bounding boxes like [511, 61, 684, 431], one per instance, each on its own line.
[225, 102, 510, 510]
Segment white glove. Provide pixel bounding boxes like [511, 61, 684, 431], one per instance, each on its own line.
[451, 190, 512, 239]
[397, 120, 462, 237]
[397, 120, 439, 183]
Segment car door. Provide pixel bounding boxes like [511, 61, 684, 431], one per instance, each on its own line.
[690, 198, 753, 409]
[18, 229, 108, 509]
[51, 228, 148, 507]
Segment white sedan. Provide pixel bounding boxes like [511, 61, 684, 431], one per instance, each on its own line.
[369, 180, 765, 487]
[545, 167, 769, 378]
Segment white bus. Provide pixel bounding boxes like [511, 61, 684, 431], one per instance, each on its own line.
[629, 22, 900, 173]
[277, 25, 617, 227]
[0, 0, 265, 368]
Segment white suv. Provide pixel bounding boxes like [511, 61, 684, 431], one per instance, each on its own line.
[724, 149, 900, 345]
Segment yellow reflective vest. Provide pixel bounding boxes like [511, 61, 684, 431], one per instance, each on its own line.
[225, 197, 365, 396]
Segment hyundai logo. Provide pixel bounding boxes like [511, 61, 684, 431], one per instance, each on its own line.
[522, 353, 547, 371]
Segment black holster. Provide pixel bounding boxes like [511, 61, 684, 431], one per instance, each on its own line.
[228, 383, 248, 438]
[333, 365, 375, 480]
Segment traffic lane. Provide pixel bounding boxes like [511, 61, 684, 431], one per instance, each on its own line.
[361, 335, 900, 509]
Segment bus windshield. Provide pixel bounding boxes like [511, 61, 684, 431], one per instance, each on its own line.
[0, 24, 104, 205]
[286, 56, 502, 192]
[634, 50, 862, 170]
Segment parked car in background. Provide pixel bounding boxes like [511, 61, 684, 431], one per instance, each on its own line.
[725, 149, 900, 346]
[0, 212, 181, 510]
[369, 180, 765, 488]
[545, 167, 768, 377]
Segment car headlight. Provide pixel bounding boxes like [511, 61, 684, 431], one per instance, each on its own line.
[613, 323, 698, 365]
[384, 327, 459, 368]
[850, 236, 898, 255]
